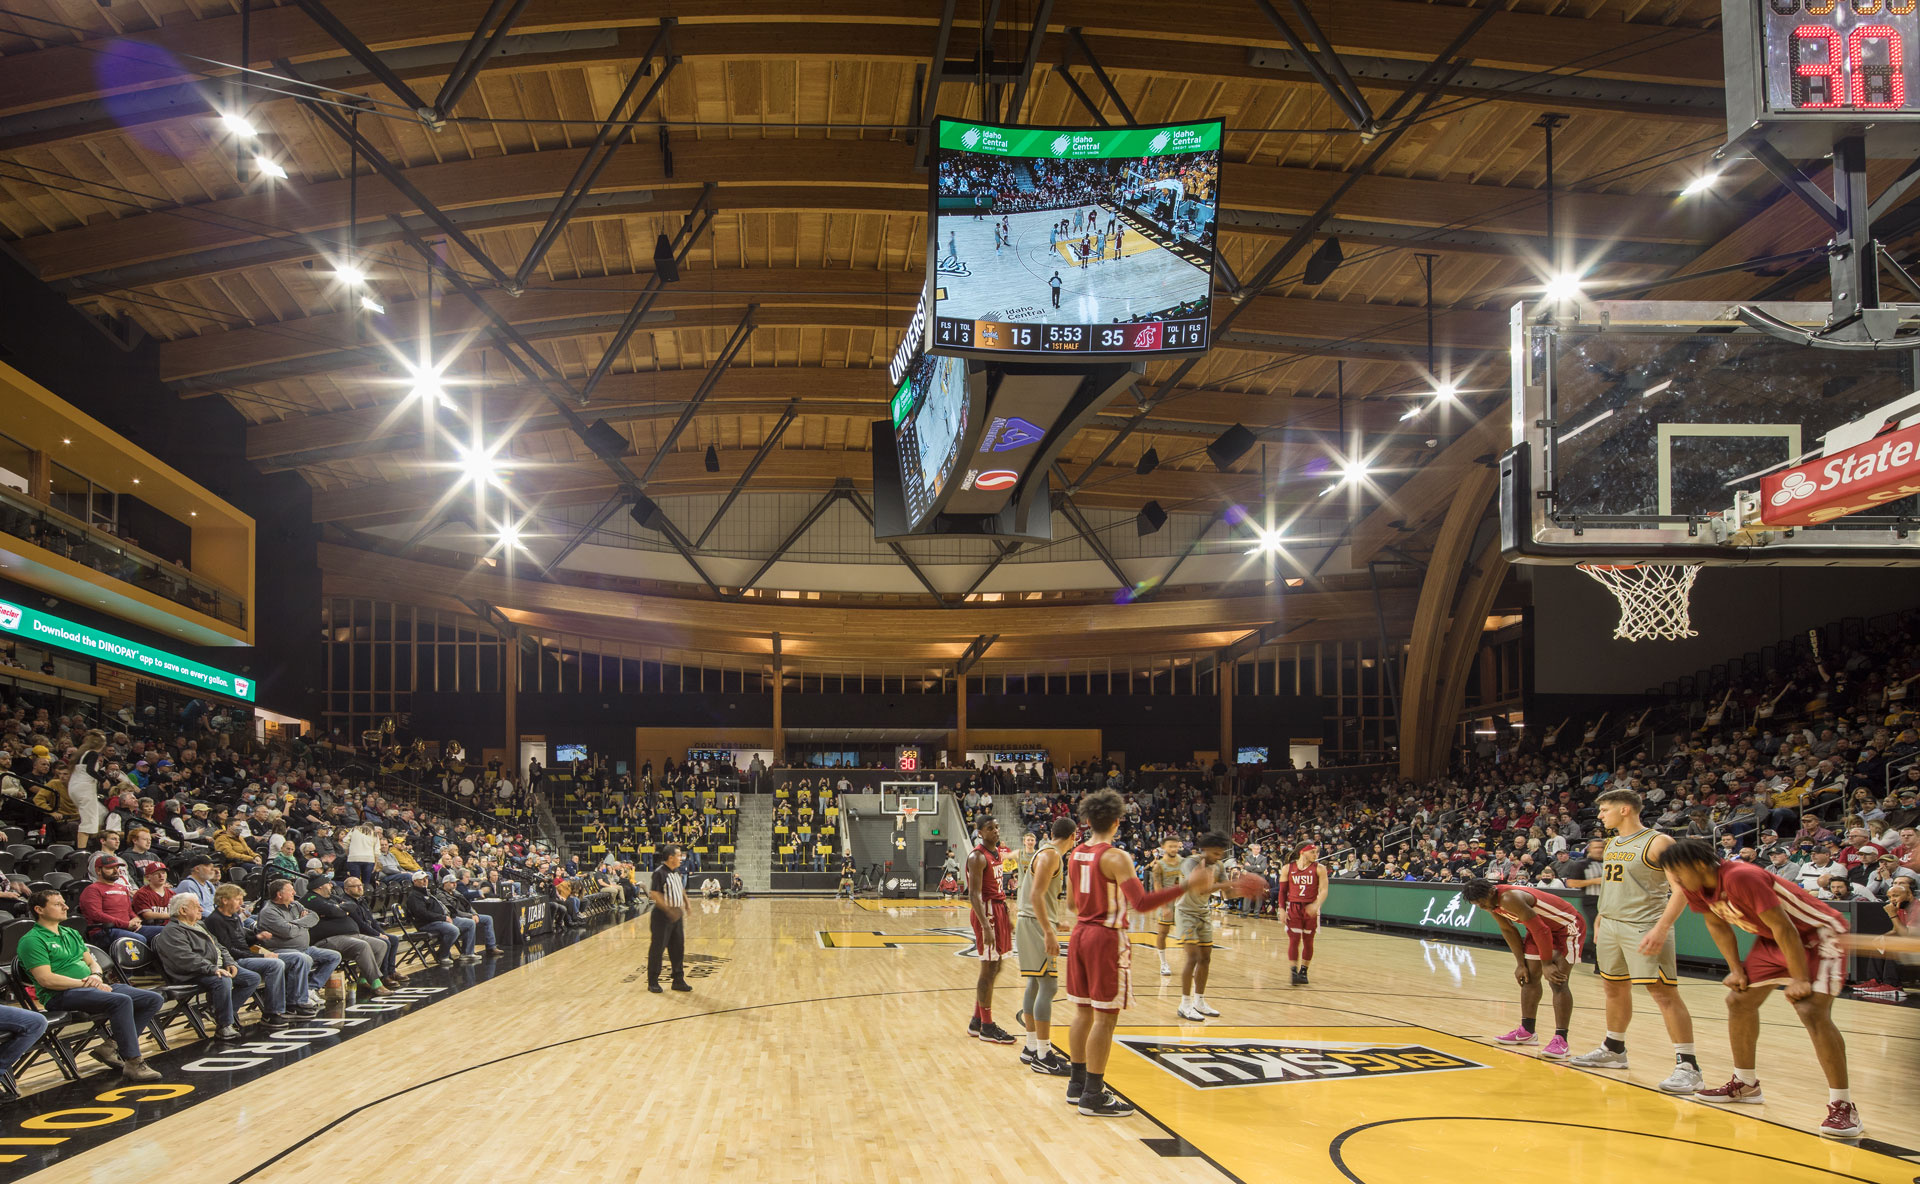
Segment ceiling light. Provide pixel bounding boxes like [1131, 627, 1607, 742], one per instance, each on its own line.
[457, 444, 505, 488]
[333, 263, 366, 287]
[131, 477, 140, 484]
[1244, 527, 1286, 556]
[493, 522, 522, 550]
[61, 438, 71, 445]
[189, 511, 197, 517]
[408, 373, 446, 406]
[253, 156, 287, 180]
[1340, 460, 1369, 483]
[1432, 381, 1458, 400]
[360, 294, 386, 315]
[1543, 272, 1584, 302]
[1680, 169, 1721, 197]
[221, 111, 258, 138]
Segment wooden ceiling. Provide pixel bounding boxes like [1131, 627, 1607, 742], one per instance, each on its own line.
[0, 0, 1861, 656]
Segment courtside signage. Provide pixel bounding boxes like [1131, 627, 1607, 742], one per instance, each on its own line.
[1120, 1036, 1486, 1089]
[0, 599, 256, 701]
[1755, 421, 1920, 527]
[936, 120, 1221, 158]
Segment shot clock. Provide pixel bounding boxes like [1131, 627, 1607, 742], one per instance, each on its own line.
[1724, 0, 1920, 155]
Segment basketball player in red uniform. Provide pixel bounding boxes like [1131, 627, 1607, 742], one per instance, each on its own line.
[965, 814, 1016, 1044]
[1659, 838, 1863, 1138]
[1066, 789, 1245, 1117]
[1463, 878, 1583, 1059]
[1283, 843, 1328, 984]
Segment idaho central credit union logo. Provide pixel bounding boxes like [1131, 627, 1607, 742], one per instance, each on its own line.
[1148, 130, 1171, 154]
[1121, 1036, 1485, 1090]
[1050, 133, 1072, 156]
[0, 601, 19, 631]
[960, 126, 981, 150]
[973, 470, 1019, 491]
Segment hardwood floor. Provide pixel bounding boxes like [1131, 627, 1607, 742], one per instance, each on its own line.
[26, 899, 1920, 1184]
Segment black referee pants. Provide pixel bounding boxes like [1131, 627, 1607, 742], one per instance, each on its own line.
[648, 908, 685, 985]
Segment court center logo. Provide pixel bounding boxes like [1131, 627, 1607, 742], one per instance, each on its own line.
[1417, 892, 1478, 929]
[960, 126, 981, 150]
[1121, 1036, 1485, 1089]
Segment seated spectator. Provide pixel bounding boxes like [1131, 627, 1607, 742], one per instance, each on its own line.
[404, 872, 475, 965]
[77, 855, 159, 945]
[303, 878, 392, 995]
[213, 822, 260, 869]
[339, 877, 407, 984]
[175, 854, 220, 913]
[121, 827, 167, 877]
[254, 880, 344, 1006]
[129, 862, 176, 933]
[201, 884, 298, 1023]
[150, 894, 262, 1039]
[171, 801, 214, 846]
[438, 875, 501, 956]
[17, 889, 162, 1081]
[0, 1003, 48, 1093]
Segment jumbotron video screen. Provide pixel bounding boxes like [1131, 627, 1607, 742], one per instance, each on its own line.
[928, 118, 1222, 359]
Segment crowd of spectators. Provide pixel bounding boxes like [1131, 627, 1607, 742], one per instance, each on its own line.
[0, 688, 638, 1094]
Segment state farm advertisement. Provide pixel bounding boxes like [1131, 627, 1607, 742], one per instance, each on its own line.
[1755, 422, 1920, 527]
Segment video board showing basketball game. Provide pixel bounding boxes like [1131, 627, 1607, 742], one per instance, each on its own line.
[928, 117, 1222, 360]
[890, 352, 975, 530]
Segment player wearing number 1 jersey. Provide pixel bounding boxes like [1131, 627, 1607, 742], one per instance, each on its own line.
[1063, 789, 1212, 1117]
[1660, 839, 1862, 1138]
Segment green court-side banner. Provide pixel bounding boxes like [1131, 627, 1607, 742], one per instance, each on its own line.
[0, 598, 255, 701]
[1322, 879, 1753, 963]
[936, 119, 1222, 159]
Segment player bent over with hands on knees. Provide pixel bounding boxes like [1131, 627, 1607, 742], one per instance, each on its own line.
[1064, 789, 1263, 1117]
[1659, 838, 1864, 1138]
[1464, 878, 1584, 1059]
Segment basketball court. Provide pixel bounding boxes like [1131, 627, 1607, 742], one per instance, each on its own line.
[936, 207, 1209, 326]
[12, 904, 1913, 1183]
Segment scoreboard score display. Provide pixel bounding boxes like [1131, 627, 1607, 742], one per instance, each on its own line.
[1724, 0, 1920, 154]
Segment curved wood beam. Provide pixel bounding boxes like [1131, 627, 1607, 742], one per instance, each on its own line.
[1394, 460, 1497, 779]
[19, 138, 1715, 286]
[0, 0, 1721, 121]
[1419, 535, 1508, 778]
[316, 540, 1413, 643]
[155, 266, 1508, 384]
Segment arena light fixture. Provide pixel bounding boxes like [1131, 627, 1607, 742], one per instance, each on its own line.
[1244, 527, 1286, 556]
[1680, 169, 1722, 197]
[493, 522, 523, 550]
[456, 442, 508, 488]
[253, 155, 287, 180]
[333, 262, 367, 287]
[360, 294, 386, 315]
[220, 111, 258, 138]
[1543, 272, 1584, 302]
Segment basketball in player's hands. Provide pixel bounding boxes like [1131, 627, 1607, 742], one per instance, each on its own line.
[1231, 873, 1268, 901]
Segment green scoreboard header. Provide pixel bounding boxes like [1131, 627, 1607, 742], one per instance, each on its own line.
[935, 119, 1222, 160]
[0, 598, 256, 702]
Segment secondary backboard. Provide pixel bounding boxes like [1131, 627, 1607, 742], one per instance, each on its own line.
[1502, 300, 1920, 566]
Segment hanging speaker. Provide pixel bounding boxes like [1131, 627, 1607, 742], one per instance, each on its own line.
[704, 444, 720, 473]
[1206, 424, 1256, 471]
[583, 418, 630, 461]
[629, 493, 668, 533]
[1135, 501, 1168, 536]
[1134, 447, 1160, 476]
[653, 233, 680, 283]
[1303, 236, 1345, 285]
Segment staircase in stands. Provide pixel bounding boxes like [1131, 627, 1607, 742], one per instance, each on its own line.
[735, 795, 773, 892]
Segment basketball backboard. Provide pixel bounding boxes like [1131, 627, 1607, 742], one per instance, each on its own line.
[1501, 299, 1920, 566]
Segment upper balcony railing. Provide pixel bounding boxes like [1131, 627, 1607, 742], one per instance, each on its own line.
[0, 483, 245, 629]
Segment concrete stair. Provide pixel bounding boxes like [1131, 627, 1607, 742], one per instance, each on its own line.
[736, 795, 773, 891]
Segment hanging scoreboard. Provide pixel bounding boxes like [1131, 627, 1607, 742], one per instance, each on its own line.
[1724, 0, 1920, 155]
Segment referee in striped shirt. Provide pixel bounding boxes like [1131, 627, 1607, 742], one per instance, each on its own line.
[648, 845, 691, 993]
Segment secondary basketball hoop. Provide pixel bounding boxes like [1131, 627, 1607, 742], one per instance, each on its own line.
[1577, 562, 1702, 641]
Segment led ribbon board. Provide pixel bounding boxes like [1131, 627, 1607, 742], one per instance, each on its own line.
[0, 598, 256, 701]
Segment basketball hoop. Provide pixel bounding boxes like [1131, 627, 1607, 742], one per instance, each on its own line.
[1577, 563, 1702, 641]
[903, 806, 920, 826]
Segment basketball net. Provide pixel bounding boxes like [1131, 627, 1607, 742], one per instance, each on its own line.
[903, 806, 919, 826]
[1577, 563, 1702, 641]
